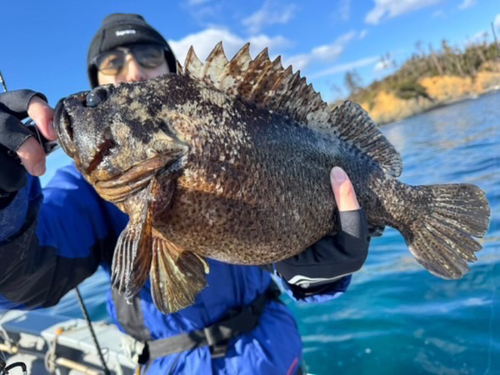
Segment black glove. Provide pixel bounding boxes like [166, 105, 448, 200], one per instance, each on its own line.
[0, 90, 46, 207]
[267, 208, 370, 296]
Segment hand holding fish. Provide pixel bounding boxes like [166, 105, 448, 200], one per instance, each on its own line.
[273, 167, 369, 295]
[0, 91, 55, 203]
[0, 91, 55, 179]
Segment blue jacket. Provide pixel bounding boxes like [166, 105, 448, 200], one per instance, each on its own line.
[0, 164, 357, 374]
[0, 166, 302, 374]
[0, 86, 372, 374]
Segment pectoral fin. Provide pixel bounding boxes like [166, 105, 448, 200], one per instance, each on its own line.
[111, 180, 157, 300]
[150, 230, 210, 314]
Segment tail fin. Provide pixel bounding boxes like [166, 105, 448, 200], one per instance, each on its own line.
[399, 184, 490, 279]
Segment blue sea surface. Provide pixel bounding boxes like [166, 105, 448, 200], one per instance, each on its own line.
[42, 91, 500, 374]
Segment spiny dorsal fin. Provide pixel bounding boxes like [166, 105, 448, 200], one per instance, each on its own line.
[179, 43, 403, 177]
[202, 41, 229, 86]
[176, 60, 183, 75]
[218, 43, 252, 94]
[184, 46, 203, 80]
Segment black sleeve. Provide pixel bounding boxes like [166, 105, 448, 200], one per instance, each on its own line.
[0, 199, 114, 308]
[0, 172, 117, 310]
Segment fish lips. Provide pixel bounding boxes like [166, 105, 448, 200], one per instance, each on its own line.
[54, 92, 89, 159]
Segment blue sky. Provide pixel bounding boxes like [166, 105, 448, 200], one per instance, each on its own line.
[1, 0, 499, 183]
[1, 0, 498, 104]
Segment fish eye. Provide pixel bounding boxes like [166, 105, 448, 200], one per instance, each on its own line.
[85, 88, 108, 108]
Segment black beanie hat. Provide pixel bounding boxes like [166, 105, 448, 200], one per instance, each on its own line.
[87, 13, 177, 88]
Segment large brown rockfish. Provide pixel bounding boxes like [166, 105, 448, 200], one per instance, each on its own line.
[54, 43, 490, 314]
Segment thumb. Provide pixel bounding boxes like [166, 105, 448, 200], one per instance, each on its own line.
[330, 167, 360, 212]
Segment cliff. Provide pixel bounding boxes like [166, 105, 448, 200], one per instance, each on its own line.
[342, 41, 500, 125]
[360, 62, 500, 124]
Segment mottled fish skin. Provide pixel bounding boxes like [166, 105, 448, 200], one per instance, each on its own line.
[53, 43, 490, 314]
[142, 75, 377, 264]
[57, 74, 378, 263]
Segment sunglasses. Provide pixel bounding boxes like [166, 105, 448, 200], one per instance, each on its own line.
[94, 44, 166, 75]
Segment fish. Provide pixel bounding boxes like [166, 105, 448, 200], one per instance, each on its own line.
[53, 42, 491, 314]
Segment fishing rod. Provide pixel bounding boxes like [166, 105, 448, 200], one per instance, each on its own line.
[0, 70, 8, 92]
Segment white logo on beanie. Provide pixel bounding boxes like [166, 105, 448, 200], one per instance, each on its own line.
[116, 29, 137, 36]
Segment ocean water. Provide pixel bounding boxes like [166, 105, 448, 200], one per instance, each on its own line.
[43, 91, 500, 374]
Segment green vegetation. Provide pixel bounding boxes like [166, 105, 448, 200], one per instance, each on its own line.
[344, 39, 500, 108]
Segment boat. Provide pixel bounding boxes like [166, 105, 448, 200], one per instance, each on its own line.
[0, 309, 142, 374]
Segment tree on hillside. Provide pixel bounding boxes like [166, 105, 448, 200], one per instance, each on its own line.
[380, 53, 397, 71]
[344, 70, 363, 96]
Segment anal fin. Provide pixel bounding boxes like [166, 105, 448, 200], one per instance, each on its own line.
[150, 230, 210, 314]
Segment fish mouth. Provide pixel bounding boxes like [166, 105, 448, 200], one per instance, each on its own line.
[54, 98, 75, 158]
[54, 92, 90, 159]
[94, 153, 183, 203]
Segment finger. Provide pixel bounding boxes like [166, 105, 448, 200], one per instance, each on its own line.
[17, 137, 46, 176]
[330, 166, 360, 212]
[27, 95, 56, 140]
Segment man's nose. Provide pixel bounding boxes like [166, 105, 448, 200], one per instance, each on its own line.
[124, 55, 147, 82]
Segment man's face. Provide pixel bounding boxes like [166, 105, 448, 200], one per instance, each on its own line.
[97, 45, 170, 85]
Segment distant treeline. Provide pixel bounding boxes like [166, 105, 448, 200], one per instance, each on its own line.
[343, 39, 500, 107]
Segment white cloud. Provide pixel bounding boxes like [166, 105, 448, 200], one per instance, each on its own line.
[359, 30, 368, 39]
[373, 54, 397, 76]
[312, 44, 344, 61]
[242, 0, 297, 34]
[309, 56, 380, 79]
[170, 28, 363, 75]
[464, 30, 490, 46]
[169, 27, 291, 65]
[186, 0, 210, 5]
[282, 31, 357, 71]
[285, 54, 311, 71]
[432, 10, 444, 18]
[374, 60, 390, 73]
[365, 0, 443, 25]
[339, 0, 352, 21]
[458, 0, 475, 10]
[494, 14, 500, 30]
[182, 1, 221, 25]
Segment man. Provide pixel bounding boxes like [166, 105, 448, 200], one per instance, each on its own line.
[0, 14, 369, 374]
